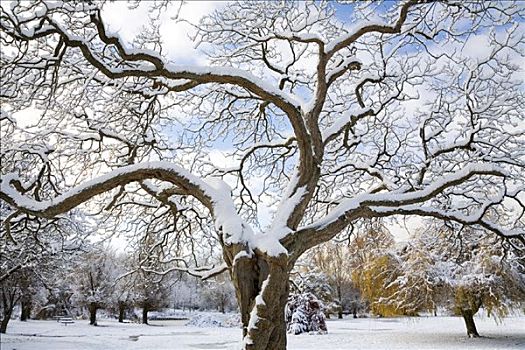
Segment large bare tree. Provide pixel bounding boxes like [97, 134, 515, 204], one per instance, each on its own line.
[1, 1, 524, 348]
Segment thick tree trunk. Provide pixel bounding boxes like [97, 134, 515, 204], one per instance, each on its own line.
[228, 247, 290, 350]
[461, 309, 480, 338]
[88, 302, 98, 326]
[142, 304, 148, 324]
[118, 301, 126, 323]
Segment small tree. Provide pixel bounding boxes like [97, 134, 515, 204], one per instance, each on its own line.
[109, 258, 136, 323]
[0, 272, 21, 333]
[71, 247, 117, 325]
[442, 227, 525, 337]
[285, 292, 327, 335]
[0, 207, 87, 331]
[131, 271, 171, 324]
[293, 270, 339, 318]
[171, 275, 202, 312]
[128, 233, 173, 325]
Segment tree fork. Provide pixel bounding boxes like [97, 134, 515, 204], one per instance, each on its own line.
[229, 247, 291, 350]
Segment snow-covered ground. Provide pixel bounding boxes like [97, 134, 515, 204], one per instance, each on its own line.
[1, 314, 524, 349]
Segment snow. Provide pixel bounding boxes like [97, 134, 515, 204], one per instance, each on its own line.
[301, 163, 508, 231]
[1, 162, 217, 212]
[269, 185, 306, 239]
[185, 313, 241, 328]
[2, 315, 524, 349]
[322, 106, 370, 142]
[163, 64, 302, 108]
[325, 21, 388, 53]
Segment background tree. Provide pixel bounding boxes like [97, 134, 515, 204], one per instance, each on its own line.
[110, 265, 136, 323]
[171, 274, 203, 312]
[373, 220, 525, 337]
[201, 274, 237, 314]
[0, 271, 21, 333]
[0, 207, 87, 332]
[310, 241, 358, 318]
[71, 246, 117, 326]
[128, 233, 174, 325]
[292, 269, 339, 318]
[1, 1, 524, 349]
[418, 222, 525, 337]
[345, 221, 406, 316]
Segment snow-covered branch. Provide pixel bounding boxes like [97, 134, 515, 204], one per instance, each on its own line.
[1, 162, 214, 217]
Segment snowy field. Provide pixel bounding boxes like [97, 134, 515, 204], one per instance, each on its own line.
[1, 314, 524, 350]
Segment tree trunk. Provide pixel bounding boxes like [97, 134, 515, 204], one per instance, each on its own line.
[0, 315, 10, 334]
[88, 302, 98, 326]
[461, 309, 480, 338]
[142, 304, 148, 324]
[1, 288, 19, 333]
[0, 309, 12, 334]
[118, 301, 126, 323]
[337, 285, 343, 319]
[20, 297, 32, 321]
[228, 247, 290, 350]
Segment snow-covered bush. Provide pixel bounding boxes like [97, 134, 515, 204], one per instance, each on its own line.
[285, 292, 327, 335]
[296, 272, 338, 315]
[186, 312, 241, 328]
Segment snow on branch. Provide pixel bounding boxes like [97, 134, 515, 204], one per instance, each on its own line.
[127, 262, 229, 281]
[0, 162, 215, 217]
[2, 7, 303, 112]
[290, 163, 514, 253]
[368, 205, 524, 242]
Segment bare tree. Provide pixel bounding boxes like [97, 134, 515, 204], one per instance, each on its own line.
[0, 204, 88, 332]
[1, 1, 524, 349]
[309, 242, 354, 318]
[70, 246, 117, 326]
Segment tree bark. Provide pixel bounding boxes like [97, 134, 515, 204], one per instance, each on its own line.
[0, 309, 12, 334]
[228, 247, 290, 350]
[0, 315, 10, 334]
[461, 309, 480, 338]
[88, 302, 98, 326]
[118, 301, 126, 323]
[142, 304, 149, 324]
[337, 285, 343, 319]
[1, 288, 19, 333]
[20, 297, 32, 321]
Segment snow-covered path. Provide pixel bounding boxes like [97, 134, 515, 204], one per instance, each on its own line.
[1, 315, 524, 349]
